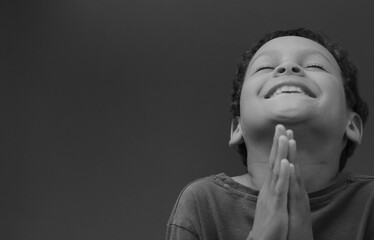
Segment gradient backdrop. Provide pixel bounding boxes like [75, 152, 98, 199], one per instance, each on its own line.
[3, 0, 374, 239]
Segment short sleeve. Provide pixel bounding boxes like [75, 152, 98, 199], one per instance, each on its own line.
[166, 224, 199, 240]
[165, 174, 257, 240]
[166, 179, 207, 240]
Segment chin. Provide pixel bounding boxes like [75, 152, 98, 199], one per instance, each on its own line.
[272, 115, 308, 125]
[269, 108, 312, 124]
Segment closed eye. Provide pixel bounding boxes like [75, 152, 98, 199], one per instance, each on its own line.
[256, 65, 274, 72]
[306, 64, 325, 70]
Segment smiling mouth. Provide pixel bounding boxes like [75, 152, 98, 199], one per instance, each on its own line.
[265, 84, 317, 99]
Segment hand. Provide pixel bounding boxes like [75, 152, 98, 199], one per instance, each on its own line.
[287, 136, 314, 240]
[249, 125, 291, 240]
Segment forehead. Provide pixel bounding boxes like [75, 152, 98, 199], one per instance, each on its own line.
[250, 36, 339, 67]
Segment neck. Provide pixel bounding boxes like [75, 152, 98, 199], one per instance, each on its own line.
[243, 124, 344, 192]
[245, 162, 340, 192]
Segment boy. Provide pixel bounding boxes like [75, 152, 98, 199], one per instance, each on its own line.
[166, 28, 372, 240]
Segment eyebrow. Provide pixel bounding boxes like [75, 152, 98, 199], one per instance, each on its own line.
[250, 49, 335, 65]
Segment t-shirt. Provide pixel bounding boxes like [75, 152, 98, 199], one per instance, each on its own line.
[166, 172, 374, 240]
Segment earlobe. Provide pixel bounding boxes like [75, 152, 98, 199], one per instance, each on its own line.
[345, 112, 363, 145]
[229, 118, 244, 147]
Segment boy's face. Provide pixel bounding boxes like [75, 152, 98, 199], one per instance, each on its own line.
[239, 36, 349, 134]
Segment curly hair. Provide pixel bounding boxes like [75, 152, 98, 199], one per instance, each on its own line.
[230, 28, 369, 171]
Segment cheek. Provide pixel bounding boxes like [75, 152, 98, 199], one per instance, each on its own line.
[320, 82, 348, 124]
[239, 81, 260, 111]
[239, 85, 265, 126]
[327, 81, 347, 105]
[318, 76, 346, 102]
[240, 76, 264, 99]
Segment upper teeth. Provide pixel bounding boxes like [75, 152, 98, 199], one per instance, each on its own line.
[269, 86, 308, 98]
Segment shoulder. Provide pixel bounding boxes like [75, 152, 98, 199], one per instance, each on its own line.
[309, 172, 374, 209]
[167, 173, 234, 221]
[174, 173, 255, 204]
[172, 175, 223, 209]
[348, 173, 374, 182]
[171, 173, 259, 210]
[166, 174, 223, 236]
[347, 172, 374, 188]
[346, 172, 374, 194]
[167, 172, 259, 224]
[330, 172, 374, 205]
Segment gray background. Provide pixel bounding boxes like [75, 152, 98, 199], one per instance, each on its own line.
[3, 0, 374, 239]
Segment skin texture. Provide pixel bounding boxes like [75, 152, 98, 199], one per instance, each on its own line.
[230, 36, 363, 193]
[241, 36, 346, 130]
[249, 125, 290, 240]
[239, 36, 352, 174]
[229, 37, 363, 240]
[248, 125, 313, 240]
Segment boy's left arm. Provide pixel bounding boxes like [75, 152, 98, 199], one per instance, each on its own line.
[287, 137, 314, 240]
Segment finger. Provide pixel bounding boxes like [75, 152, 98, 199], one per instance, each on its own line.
[288, 139, 302, 186]
[269, 124, 285, 170]
[289, 163, 298, 191]
[275, 159, 290, 199]
[288, 139, 297, 165]
[288, 163, 299, 204]
[273, 135, 288, 182]
[289, 163, 309, 206]
[278, 125, 287, 137]
[286, 129, 293, 140]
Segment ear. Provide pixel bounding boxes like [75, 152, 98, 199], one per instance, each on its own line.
[229, 118, 244, 147]
[345, 112, 363, 145]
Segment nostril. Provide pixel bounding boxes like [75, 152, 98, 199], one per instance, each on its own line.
[277, 67, 286, 74]
[292, 67, 300, 73]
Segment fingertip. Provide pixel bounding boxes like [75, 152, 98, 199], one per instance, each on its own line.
[276, 124, 285, 134]
[275, 124, 280, 135]
[279, 159, 290, 177]
[289, 163, 295, 172]
[286, 129, 293, 139]
[289, 139, 297, 150]
[276, 159, 291, 194]
[279, 135, 288, 142]
[280, 159, 289, 168]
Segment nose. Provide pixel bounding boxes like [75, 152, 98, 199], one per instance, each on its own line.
[273, 62, 304, 77]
